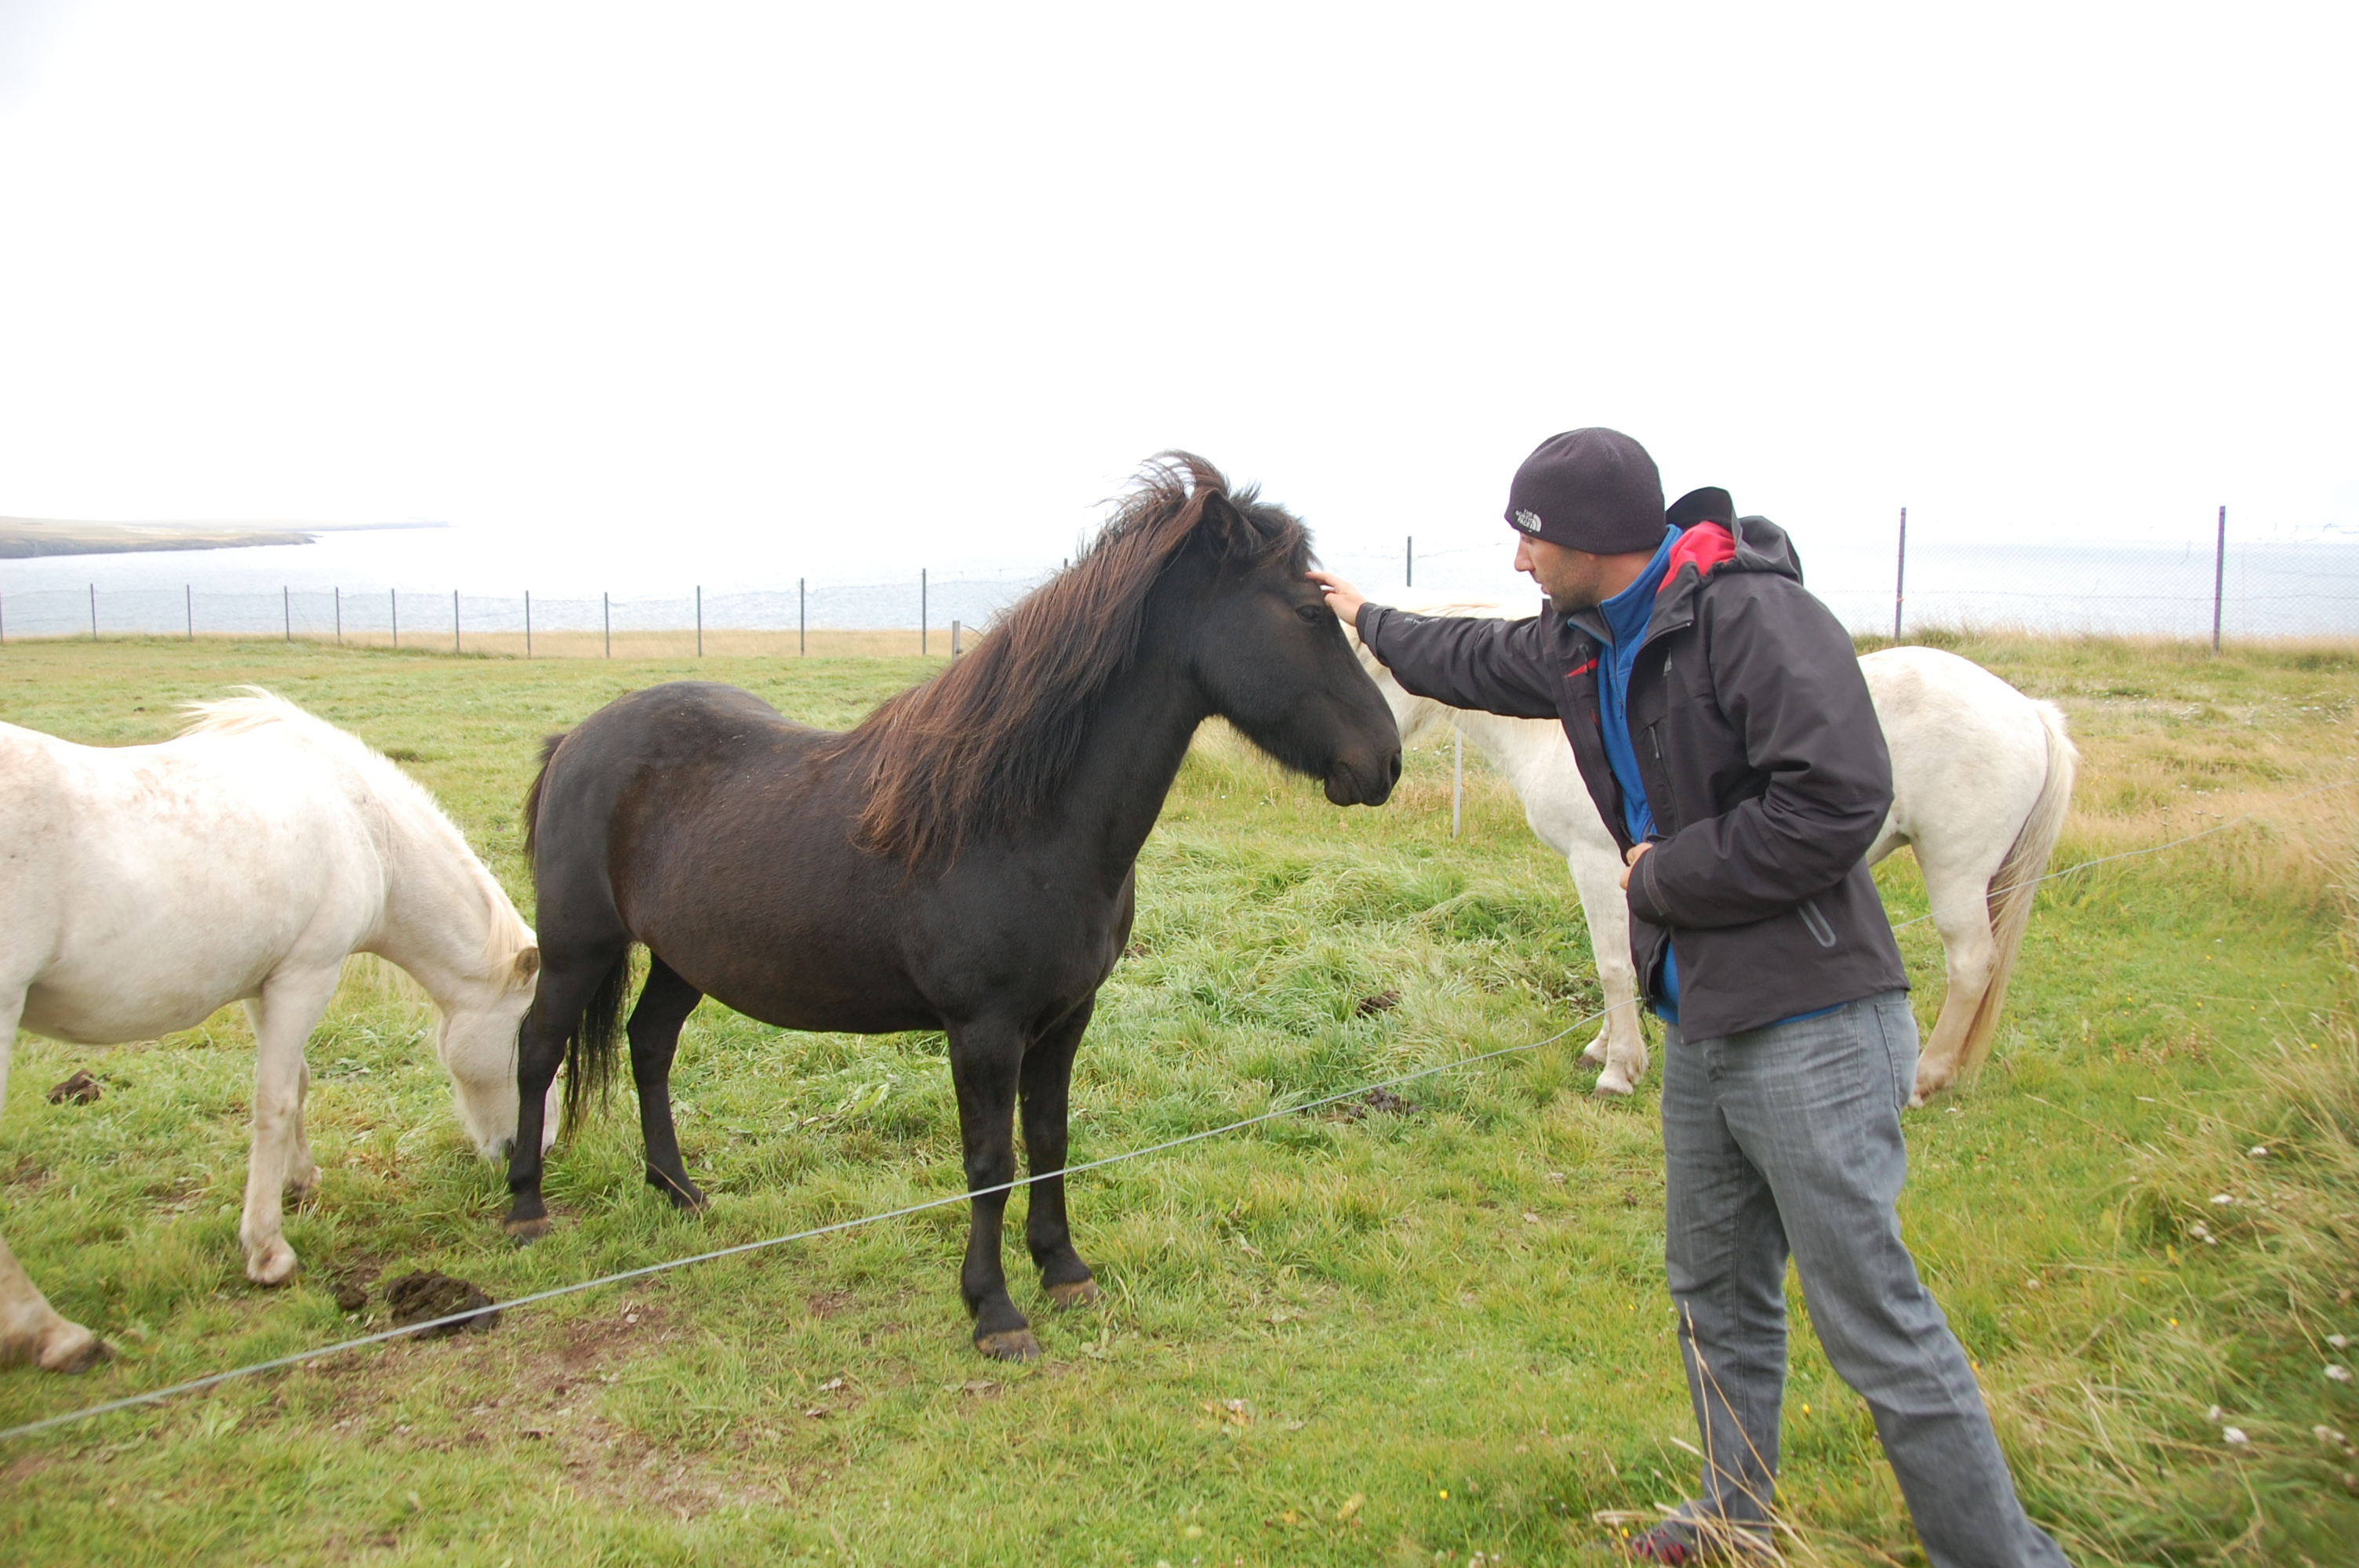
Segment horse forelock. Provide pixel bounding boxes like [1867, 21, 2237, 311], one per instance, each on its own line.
[835, 452, 1308, 868]
[180, 688, 533, 977]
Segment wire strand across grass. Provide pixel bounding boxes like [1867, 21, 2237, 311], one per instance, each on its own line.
[9, 779, 2348, 1449]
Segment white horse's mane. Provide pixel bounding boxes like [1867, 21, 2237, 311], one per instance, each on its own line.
[178, 688, 532, 964]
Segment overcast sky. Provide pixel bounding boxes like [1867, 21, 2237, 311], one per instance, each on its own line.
[1, 1, 2352, 593]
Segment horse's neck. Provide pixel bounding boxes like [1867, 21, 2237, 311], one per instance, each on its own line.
[366, 798, 507, 1003]
[1049, 641, 1207, 884]
[1423, 702, 1563, 794]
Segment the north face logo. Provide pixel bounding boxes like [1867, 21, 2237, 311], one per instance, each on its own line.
[1511, 509, 1543, 535]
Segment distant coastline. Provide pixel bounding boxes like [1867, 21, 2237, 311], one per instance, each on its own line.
[0, 518, 447, 561]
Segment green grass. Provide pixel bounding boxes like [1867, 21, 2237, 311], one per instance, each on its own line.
[0, 634, 2354, 1566]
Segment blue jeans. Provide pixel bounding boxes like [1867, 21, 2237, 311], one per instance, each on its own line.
[1660, 991, 2067, 1567]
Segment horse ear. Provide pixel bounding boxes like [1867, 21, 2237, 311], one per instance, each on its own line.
[513, 944, 542, 986]
[1198, 489, 1252, 559]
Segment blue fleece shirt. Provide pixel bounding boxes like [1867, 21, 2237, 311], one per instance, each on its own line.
[1588, 528, 1683, 1019]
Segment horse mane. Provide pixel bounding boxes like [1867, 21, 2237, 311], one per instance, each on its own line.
[832, 451, 1310, 869]
[179, 688, 534, 968]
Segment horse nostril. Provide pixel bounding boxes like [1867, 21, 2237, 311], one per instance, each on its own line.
[1387, 751, 1403, 786]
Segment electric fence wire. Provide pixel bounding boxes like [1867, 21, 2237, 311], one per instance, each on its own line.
[3, 773, 2351, 1444]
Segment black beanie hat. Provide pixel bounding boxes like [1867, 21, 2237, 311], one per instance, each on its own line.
[1503, 428, 1667, 554]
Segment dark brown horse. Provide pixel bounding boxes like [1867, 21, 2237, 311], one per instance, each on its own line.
[503, 455, 1401, 1359]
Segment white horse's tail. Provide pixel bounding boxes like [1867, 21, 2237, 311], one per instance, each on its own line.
[1961, 699, 2077, 1075]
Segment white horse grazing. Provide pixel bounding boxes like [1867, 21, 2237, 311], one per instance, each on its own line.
[0, 690, 544, 1373]
[1353, 602, 2074, 1104]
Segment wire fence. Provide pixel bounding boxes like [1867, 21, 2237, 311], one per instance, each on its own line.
[4, 775, 2348, 1446]
[0, 519, 2353, 652]
[1340, 518, 2359, 642]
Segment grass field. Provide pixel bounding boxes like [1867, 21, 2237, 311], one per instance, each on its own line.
[0, 633, 2353, 1566]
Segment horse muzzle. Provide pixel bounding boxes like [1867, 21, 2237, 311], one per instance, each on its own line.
[1325, 747, 1402, 807]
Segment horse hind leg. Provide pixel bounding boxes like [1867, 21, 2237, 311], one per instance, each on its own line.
[0, 993, 106, 1371]
[504, 944, 627, 1240]
[1565, 843, 1648, 1095]
[1910, 861, 2001, 1105]
[238, 965, 343, 1286]
[1018, 997, 1100, 1310]
[628, 956, 707, 1212]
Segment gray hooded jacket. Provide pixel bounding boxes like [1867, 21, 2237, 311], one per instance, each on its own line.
[1356, 504, 1908, 1040]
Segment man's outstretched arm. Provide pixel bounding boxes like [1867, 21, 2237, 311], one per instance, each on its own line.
[1308, 570, 1559, 721]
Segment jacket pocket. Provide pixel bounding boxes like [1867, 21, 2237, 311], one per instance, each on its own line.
[1797, 897, 1838, 949]
[1644, 724, 1681, 829]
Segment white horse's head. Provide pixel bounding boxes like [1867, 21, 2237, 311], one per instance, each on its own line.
[434, 931, 551, 1157]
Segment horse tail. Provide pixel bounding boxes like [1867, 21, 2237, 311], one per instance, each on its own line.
[522, 731, 567, 862]
[558, 946, 634, 1140]
[1961, 699, 2077, 1076]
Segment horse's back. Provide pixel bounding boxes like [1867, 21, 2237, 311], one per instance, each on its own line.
[529, 681, 929, 1029]
[1861, 647, 2053, 855]
[5, 720, 391, 1043]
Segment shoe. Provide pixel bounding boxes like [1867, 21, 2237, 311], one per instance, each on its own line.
[1614, 1512, 1775, 1563]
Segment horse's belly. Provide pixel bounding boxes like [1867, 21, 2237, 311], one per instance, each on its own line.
[19, 978, 230, 1047]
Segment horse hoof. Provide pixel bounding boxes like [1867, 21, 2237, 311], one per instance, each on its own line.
[245, 1240, 299, 1287]
[36, 1323, 108, 1374]
[284, 1164, 322, 1203]
[1591, 1072, 1634, 1098]
[1045, 1279, 1100, 1309]
[976, 1329, 1041, 1362]
[503, 1214, 554, 1243]
[1579, 1038, 1610, 1068]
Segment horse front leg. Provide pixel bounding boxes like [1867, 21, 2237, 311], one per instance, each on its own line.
[503, 949, 618, 1240]
[1020, 996, 1100, 1309]
[238, 965, 341, 1286]
[0, 993, 104, 1371]
[947, 1019, 1034, 1360]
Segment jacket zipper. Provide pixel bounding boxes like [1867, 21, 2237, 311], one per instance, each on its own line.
[1798, 898, 1838, 948]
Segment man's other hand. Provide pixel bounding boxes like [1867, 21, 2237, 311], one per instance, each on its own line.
[1306, 571, 1366, 626]
[1620, 841, 1652, 891]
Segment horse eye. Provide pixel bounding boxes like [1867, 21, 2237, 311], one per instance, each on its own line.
[1294, 604, 1325, 624]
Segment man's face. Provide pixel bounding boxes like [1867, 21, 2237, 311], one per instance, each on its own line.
[1514, 532, 1617, 612]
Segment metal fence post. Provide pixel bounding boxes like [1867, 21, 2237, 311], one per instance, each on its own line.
[2212, 505, 2226, 653]
[696, 586, 703, 657]
[284, 586, 291, 643]
[332, 586, 339, 645]
[604, 592, 611, 659]
[1406, 535, 1414, 588]
[1451, 726, 1463, 838]
[453, 590, 461, 653]
[921, 569, 928, 657]
[799, 577, 806, 655]
[952, 619, 961, 659]
[89, 583, 96, 641]
[1894, 506, 1907, 641]
[391, 590, 398, 648]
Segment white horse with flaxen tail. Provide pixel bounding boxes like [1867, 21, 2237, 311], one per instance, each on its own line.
[0, 690, 544, 1373]
[1354, 604, 2075, 1103]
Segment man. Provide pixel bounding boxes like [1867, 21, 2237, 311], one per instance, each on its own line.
[1310, 429, 2066, 1566]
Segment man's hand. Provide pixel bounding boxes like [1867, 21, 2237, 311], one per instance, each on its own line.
[1619, 840, 1652, 891]
[1305, 570, 1366, 627]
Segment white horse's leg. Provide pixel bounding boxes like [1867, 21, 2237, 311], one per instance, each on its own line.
[1907, 857, 2001, 1105]
[238, 966, 341, 1286]
[1565, 839, 1647, 1096]
[0, 996, 105, 1370]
